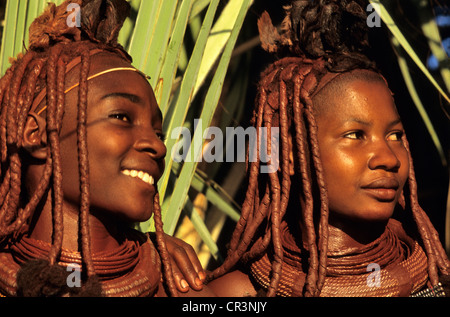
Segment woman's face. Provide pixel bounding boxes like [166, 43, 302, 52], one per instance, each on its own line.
[314, 75, 409, 224]
[59, 53, 166, 223]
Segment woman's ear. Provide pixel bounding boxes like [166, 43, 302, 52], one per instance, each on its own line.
[23, 112, 48, 160]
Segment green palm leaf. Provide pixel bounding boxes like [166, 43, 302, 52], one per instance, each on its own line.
[369, 0, 449, 103]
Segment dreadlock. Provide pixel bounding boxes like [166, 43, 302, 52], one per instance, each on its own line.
[208, 0, 450, 297]
[0, 0, 177, 296]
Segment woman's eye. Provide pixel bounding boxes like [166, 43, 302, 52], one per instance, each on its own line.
[109, 113, 131, 122]
[387, 131, 403, 141]
[344, 131, 363, 139]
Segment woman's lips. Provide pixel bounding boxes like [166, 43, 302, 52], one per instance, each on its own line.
[361, 178, 400, 202]
[362, 188, 397, 201]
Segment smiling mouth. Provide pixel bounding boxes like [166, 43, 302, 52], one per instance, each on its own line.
[122, 169, 155, 186]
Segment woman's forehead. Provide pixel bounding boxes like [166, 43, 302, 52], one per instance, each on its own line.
[312, 71, 391, 114]
[49, 50, 155, 117]
[69, 52, 155, 107]
[64, 52, 132, 83]
[90, 52, 133, 72]
[314, 79, 399, 127]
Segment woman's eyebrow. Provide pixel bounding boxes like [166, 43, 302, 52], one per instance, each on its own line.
[101, 92, 142, 104]
[345, 117, 402, 127]
[101, 92, 164, 122]
[388, 118, 402, 127]
[347, 118, 371, 126]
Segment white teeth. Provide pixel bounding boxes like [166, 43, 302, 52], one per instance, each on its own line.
[122, 169, 155, 185]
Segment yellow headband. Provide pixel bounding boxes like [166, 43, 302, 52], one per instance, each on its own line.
[36, 67, 145, 116]
[31, 49, 150, 116]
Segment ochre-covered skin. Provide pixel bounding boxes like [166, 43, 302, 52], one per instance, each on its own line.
[0, 0, 209, 297]
[207, 1, 450, 297]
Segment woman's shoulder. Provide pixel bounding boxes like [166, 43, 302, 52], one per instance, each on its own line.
[207, 269, 258, 297]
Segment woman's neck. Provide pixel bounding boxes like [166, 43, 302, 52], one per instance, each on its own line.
[290, 194, 389, 253]
[28, 193, 123, 254]
[326, 215, 388, 252]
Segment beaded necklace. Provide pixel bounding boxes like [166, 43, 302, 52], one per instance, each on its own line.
[0, 230, 162, 297]
[249, 219, 430, 297]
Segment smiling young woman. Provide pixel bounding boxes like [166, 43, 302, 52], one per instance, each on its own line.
[206, 0, 450, 297]
[0, 0, 208, 297]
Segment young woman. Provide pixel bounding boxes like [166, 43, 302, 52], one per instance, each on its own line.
[207, 0, 450, 297]
[0, 0, 208, 297]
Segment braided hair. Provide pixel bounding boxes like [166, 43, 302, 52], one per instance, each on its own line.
[208, 0, 450, 297]
[0, 0, 177, 296]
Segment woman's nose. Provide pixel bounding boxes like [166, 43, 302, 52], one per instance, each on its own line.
[134, 127, 167, 160]
[368, 140, 401, 172]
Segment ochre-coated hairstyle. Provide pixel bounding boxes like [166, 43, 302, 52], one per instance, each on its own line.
[0, 0, 177, 296]
[208, 0, 450, 297]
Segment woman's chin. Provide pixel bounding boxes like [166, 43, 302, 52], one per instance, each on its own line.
[125, 209, 154, 224]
